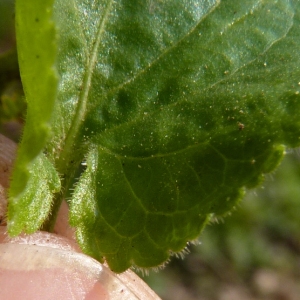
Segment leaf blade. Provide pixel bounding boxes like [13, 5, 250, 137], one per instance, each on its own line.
[10, 0, 300, 271]
[8, 153, 61, 235]
[67, 0, 300, 272]
[8, 0, 59, 234]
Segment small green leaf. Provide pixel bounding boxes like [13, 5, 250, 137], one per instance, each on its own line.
[8, 153, 61, 235]
[8, 0, 59, 233]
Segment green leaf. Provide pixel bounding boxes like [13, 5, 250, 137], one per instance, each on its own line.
[8, 153, 61, 235]
[67, 0, 300, 272]
[9, 0, 300, 273]
[8, 0, 59, 234]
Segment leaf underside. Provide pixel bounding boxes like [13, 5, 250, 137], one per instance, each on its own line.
[9, 0, 300, 272]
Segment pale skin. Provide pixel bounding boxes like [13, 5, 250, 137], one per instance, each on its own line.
[0, 134, 160, 300]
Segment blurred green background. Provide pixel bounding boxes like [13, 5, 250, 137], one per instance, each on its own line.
[0, 0, 25, 141]
[1, 1, 300, 299]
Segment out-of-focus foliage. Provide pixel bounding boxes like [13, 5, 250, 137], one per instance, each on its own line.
[0, 0, 25, 140]
[144, 150, 300, 300]
[0, 0, 15, 50]
[1, 80, 25, 122]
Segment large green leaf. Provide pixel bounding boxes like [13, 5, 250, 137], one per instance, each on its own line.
[67, 0, 300, 272]
[8, 0, 300, 273]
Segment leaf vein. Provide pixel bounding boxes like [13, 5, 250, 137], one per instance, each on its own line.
[58, 0, 115, 169]
[106, 1, 221, 96]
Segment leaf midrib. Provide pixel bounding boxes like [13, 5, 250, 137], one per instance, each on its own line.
[90, 0, 294, 150]
[99, 26, 293, 147]
[57, 0, 115, 172]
